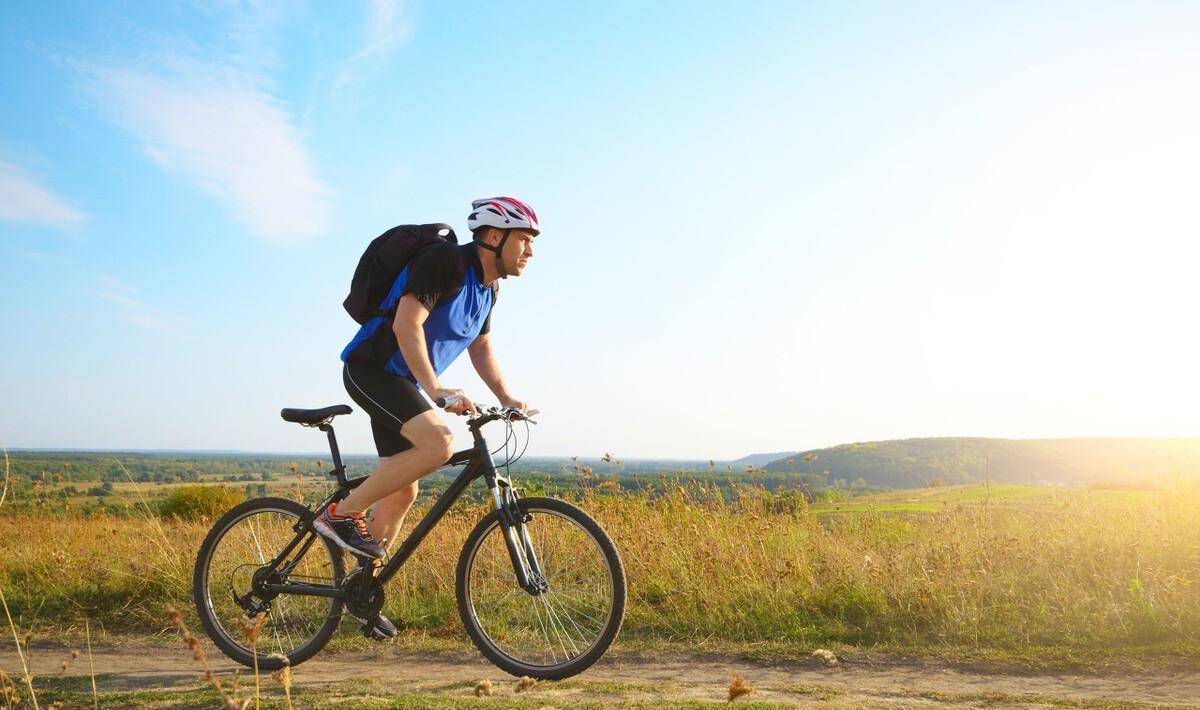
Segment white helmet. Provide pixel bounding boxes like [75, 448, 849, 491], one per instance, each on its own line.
[467, 196, 540, 235]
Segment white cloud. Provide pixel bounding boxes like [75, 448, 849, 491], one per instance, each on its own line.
[0, 161, 88, 229]
[359, 0, 413, 59]
[333, 0, 414, 93]
[93, 276, 189, 336]
[89, 61, 332, 244]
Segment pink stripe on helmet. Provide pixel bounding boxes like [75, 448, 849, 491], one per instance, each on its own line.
[497, 196, 537, 224]
[482, 200, 511, 224]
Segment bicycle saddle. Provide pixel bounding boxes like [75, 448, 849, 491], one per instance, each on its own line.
[280, 404, 352, 425]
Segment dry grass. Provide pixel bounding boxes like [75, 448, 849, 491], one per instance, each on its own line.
[514, 675, 537, 692]
[1, 480, 1198, 655]
[240, 612, 268, 710]
[727, 674, 753, 703]
[269, 655, 293, 710]
[166, 605, 249, 708]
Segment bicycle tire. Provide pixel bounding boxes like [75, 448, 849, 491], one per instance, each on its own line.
[193, 497, 345, 670]
[455, 496, 626, 680]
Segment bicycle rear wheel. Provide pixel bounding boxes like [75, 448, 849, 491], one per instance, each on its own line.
[455, 496, 625, 680]
[193, 497, 345, 669]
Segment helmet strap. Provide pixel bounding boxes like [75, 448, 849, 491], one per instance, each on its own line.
[476, 228, 511, 279]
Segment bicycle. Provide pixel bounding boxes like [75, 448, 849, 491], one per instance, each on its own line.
[192, 400, 626, 680]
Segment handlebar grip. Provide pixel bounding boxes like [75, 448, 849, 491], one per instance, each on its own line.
[435, 393, 464, 408]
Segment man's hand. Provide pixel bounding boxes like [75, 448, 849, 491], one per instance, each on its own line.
[500, 396, 532, 413]
[430, 387, 474, 416]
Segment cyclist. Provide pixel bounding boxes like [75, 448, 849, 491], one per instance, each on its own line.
[315, 196, 539, 639]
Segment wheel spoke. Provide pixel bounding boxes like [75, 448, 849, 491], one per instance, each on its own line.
[545, 589, 606, 630]
[539, 593, 575, 658]
[541, 593, 585, 655]
[529, 590, 556, 663]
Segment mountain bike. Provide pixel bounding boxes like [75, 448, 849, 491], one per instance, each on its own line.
[192, 401, 626, 680]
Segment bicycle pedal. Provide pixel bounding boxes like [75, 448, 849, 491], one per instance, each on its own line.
[360, 620, 397, 640]
[362, 625, 386, 640]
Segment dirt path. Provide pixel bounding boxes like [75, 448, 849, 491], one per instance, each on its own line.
[6, 637, 1199, 708]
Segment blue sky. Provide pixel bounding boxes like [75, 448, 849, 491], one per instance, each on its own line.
[3, 1, 1199, 458]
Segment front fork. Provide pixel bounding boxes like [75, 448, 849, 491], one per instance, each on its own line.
[490, 478, 547, 595]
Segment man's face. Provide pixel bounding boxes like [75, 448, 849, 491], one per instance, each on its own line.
[501, 229, 536, 276]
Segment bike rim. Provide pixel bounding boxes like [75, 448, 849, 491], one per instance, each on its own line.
[201, 506, 340, 659]
[464, 507, 616, 670]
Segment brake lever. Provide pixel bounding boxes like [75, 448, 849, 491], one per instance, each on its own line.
[501, 407, 539, 425]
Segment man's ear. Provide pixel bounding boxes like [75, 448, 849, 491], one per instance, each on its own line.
[478, 226, 499, 246]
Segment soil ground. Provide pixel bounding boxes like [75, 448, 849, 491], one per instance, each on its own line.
[4, 636, 1199, 708]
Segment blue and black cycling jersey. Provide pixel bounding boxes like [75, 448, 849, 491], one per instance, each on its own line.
[341, 243, 495, 385]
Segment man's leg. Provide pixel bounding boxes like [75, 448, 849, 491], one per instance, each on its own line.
[367, 481, 418, 552]
[337, 410, 453, 515]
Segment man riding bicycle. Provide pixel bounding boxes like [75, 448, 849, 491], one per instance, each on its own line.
[315, 196, 539, 639]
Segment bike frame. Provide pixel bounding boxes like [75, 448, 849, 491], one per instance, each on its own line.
[251, 419, 544, 604]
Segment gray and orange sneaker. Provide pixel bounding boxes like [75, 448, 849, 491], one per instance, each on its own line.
[353, 611, 398, 640]
[312, 502, 385, 559]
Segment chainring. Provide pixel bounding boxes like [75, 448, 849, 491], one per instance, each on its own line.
[341, 568, 385, 620]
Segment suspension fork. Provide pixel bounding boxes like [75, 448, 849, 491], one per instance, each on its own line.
[480, 442, 546, 593]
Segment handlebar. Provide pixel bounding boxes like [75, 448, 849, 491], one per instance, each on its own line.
[434, 393, 463, 408]
[434, 394, 539, 427]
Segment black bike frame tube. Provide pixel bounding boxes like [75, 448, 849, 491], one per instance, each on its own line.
[446, 447, 475, 466]
[375, 446, 489, 585]
[258, 452, 487, 600]
[257, 444, 473, 577]
[261, 524, 318, 575]
[279, 532, 318, 573]
[254, 435, 536, 601]
[261, 580, 342, 598]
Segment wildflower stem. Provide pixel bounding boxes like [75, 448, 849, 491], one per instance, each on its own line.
[0, 448, 9, 508]
[0, 585, 38, 710]
[85, 619, 98, 710]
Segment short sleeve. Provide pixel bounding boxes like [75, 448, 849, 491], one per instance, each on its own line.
[403, 243, 464, 311]
[480, 303, 492, 335]
[480, 284, 498, 335]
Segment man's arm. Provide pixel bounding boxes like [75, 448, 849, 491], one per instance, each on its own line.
[393, 294, 473, 413]
[467, 333, 527, 410]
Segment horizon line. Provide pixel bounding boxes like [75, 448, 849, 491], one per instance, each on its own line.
[6, 433, 1200, 461]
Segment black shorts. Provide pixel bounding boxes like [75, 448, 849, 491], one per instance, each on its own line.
[342, 361, 433, 457]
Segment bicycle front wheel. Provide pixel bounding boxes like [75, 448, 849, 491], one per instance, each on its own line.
[456, 496, 626, 680]
[193, 497, 345, 670]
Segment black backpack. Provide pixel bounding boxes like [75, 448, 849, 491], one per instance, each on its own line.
[343, 223, 458, 324]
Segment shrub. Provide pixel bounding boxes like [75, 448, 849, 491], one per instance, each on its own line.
[159, 485, 244, 521]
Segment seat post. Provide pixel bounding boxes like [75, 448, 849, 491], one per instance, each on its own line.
[319, 423, 346, 483]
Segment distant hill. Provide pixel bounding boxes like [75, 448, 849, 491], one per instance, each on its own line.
[730, 451, 799, 467]
[759, 437, 1200, 488]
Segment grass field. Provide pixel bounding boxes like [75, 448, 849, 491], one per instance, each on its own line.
[2, 476, 1198, 669]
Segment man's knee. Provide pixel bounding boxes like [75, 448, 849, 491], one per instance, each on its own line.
[424, 429, 454, 463]
[401, 413, 455, 464]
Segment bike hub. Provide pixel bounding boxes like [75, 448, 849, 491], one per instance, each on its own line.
[250, 566, 284, 601]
